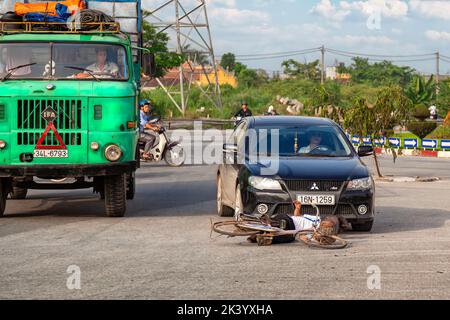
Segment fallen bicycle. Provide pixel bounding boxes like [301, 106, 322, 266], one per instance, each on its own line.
[211, 204, 349, 249]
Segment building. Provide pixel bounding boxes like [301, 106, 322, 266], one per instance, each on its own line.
[326, 66, 351, 83]
[144, 62, 237, 89]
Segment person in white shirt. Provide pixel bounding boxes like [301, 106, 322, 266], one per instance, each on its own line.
[86, 48, 119, 78]
[248, 200, 350, 245]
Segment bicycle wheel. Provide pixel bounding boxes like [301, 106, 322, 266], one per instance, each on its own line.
[297, 232, 348, 249]
[212, 220, 260, 237]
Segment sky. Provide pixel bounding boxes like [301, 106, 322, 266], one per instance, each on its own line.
[143, 0, 450, 75]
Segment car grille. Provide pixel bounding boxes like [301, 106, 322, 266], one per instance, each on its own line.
[283, 179, 345, 192]
[274, 203, 355, 217]
[16, 99, 83, 146]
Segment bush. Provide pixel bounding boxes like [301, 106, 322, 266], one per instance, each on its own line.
[413, 104, 429, 121]
[426, 125, 450, 139]
[407, 121, 437, 139]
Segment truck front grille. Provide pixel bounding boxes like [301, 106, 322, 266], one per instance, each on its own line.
[16, 99, 83, 146]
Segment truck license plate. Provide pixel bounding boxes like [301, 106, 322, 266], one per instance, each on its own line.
[297, 194, 335, 206]
[34, 150, 68, 158]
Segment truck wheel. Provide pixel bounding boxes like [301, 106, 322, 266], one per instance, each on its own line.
[104, 174, 126, 217]
[217, 175, 233, 217]
[126, 172, 136, 200]
[352, 220, 374, 232]
[0, 181, 7, 217]
[9, 186, 28, 200]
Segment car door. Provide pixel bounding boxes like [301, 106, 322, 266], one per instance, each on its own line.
[222, 121, 247, 203]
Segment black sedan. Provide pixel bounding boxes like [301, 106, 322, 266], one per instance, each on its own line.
[216, 116, 375, 231]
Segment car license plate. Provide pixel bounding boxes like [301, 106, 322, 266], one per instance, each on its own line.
[297, 194, 335, 205]
[34, 149, 68, 158]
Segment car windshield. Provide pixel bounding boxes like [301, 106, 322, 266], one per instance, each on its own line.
[249, 124, 353, 157]
[0, 42, 128, 80]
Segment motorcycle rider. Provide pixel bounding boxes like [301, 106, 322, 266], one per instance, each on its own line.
[139, 100, 159, 160]
[234, 102, 252, 118]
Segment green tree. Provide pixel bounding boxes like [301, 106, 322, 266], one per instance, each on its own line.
[348, 57, 415, 87]
[344, 86, 413, 177]
[142, 19, 184, 78]
[406, 75, 436, 106]
[182, 44, 209, 65]
[282, 59, 320, 80]
[220, 53, 236, 71]
[234, 62, 247, 75]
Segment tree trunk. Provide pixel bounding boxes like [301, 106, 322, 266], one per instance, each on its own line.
[372, 149, 383, 178]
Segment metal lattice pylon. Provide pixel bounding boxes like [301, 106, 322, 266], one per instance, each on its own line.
[145, 0, 222, 115]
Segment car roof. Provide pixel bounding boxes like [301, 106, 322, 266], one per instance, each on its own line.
[247, 116, 335, 128]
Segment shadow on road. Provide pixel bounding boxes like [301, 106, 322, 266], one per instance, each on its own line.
[349, 206, 450, 235]
[1, 179, 217, 220]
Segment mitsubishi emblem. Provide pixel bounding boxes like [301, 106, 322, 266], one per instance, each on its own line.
[310, 183, 319, 191]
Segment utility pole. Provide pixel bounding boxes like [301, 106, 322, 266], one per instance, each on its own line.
[436, 51, 440, 96]
[320, 45, 325, 85]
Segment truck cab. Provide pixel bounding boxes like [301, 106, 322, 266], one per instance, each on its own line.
[0, 3, 148, 217]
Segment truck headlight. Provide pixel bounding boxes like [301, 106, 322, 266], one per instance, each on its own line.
[249, 176, 282, 191]
[347, 177, 372, 190]
[0, 140, 5, 149]
[105, 144, 122, 162]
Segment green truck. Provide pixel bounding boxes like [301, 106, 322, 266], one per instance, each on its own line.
[0, 0, 154, 217]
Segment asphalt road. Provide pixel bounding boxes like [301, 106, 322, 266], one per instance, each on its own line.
[0, 155, 449, 299]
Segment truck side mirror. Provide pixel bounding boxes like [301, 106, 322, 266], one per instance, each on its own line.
[143, 53, 156, 78]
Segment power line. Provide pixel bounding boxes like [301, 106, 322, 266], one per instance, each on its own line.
[326, 49, 435, 63]
[326, 47, 435, 59]
[236, 49, 320, 61]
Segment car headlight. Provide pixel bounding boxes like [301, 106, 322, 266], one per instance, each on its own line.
[248, 176, 282, 191]
[105, 144, 122, 162]
[0, 140, 6, 149]
[347, 177, 372, 190]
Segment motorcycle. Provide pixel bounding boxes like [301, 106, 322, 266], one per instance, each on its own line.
[233, 116, 243, 127]
[139, 117, 186, 167]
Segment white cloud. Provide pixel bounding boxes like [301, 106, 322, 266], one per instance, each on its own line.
[333, 34, 395, 45]
[340, 0, 408, 18]
[410, 0, 450, 20]
[425, 30, 450, 41]
[209, 7, 270, 26]
[311, 0, 351, 22]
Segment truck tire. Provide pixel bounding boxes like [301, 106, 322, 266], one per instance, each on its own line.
[352, 220, 374, 232]
[104, 174, 126, 217]
[9, 186, 28, 200]
[0, 181, 7, 217]
[126, 172, 136, 200]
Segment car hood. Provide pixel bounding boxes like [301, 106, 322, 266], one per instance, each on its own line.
[246, 156, 369, 180]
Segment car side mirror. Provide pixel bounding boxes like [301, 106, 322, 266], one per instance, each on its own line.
[142, 53, 156, 78]
[358, 145, 374, 157]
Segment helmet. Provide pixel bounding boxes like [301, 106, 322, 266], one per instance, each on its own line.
[139, 99, 150, 107]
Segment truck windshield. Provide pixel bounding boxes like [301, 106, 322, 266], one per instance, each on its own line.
[0, 42, 129, 80]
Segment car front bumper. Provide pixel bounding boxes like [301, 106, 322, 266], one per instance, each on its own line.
[244, 186, 374, 223]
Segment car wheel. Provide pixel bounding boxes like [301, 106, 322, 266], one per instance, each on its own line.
[9, 186, 28, 199]
[234, 183, 244, 220]
[352, 220, 373, 232]
[104, 174, 126, 217]
[217, 175, 233, 217]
